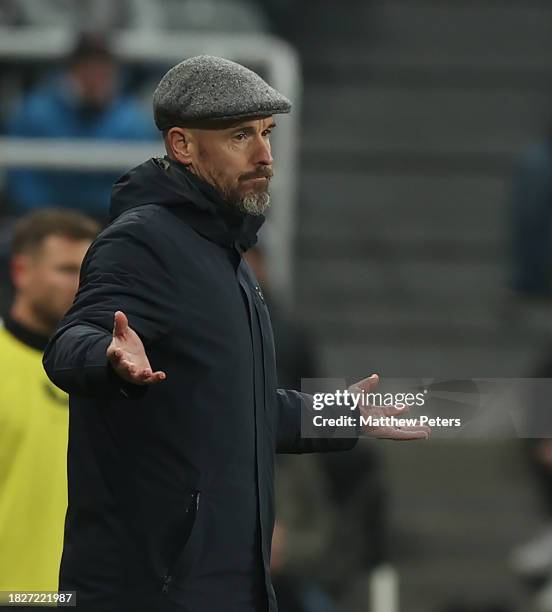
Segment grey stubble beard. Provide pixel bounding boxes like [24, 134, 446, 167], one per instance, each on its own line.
[216, 174, 272, 216]
[236, 191, 271, 216]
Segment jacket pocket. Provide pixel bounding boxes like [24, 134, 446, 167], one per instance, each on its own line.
[160, 490, 202, 595]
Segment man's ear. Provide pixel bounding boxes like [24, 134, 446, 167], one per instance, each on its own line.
[166, 127, 194, 165]
[10, 254, 31, 291]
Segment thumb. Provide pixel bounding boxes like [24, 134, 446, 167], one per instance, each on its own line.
[351, 373, 380, 393]
[113, 310, 128, 337]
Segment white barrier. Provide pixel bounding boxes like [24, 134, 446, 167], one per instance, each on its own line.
[369, 564, 399, 612]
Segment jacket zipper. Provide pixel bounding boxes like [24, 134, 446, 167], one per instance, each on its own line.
[161, 491, 201, 595]
[254, 285, 265, 304]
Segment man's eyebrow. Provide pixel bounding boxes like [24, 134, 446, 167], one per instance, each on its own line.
[232, 126, 256, 135]
[231, 122, 277, 134]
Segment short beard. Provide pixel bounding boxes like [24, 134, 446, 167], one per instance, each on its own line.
[235, 191, 271, 216]
[203, 160, 273, 216]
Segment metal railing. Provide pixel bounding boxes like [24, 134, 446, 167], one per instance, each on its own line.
[0, 27, 301, 304]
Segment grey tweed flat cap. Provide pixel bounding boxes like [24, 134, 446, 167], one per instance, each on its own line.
[153, 55, 292, 130]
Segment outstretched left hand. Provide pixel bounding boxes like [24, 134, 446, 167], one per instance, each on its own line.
[349, 374, 431, 441]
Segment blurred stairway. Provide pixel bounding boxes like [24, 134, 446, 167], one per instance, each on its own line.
[293, 0, 552, 381]
[291, 2, 552, 611]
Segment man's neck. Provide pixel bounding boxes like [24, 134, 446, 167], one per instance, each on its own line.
[10, 298, 53, 337]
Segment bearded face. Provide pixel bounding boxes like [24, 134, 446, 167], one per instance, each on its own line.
[166, 116, 276, 216]
[205, 161, 273, 216]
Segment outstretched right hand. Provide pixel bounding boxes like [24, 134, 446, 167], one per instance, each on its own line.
[106, 311, 167, 385]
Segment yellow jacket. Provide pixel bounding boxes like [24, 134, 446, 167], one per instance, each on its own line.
[0, 317, 68, 590]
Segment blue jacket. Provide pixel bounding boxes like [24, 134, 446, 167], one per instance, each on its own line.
[6, 75, 158, 217]
[510, 142, 552, 295]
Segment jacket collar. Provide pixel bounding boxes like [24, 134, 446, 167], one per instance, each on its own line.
[165, 158, 266, 252]
[110, 156, 266, 252]
[2, 311, 50, 352]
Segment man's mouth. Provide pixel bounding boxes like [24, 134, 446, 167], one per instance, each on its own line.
[240, 170, 273, 182]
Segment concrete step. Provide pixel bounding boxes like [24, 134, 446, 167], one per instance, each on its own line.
[297, 171, 509, 250]
[301, 86, 551, 157]
[301, 310, 552, 349]
[302, 302, 519, 338]
[381, 440, 540, 610]
[313, 342, 546, 379]
[296, 258, 508, 303]
[396, 558, 527, 612]
[298, 235, 505, 264]
[299, 1, 552, 72]
[300, 149, 516, 176]
[304, 55, 552, 92]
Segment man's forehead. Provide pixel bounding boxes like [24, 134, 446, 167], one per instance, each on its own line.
[185, 115, 275, 131]
[37, 234, 92, 256]
[227, 115, 274, 129]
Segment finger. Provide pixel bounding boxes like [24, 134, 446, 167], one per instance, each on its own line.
[381, 403, 411, 417]
[130, 368, 166, 383]
[131, 367, 160, 383]
[113, 310, 128, 338]
[393, 425, 432, 433]
[392, 425, 431, 434]
[136, 367, 152, 379]
[118, 359, 138, 378]
[351, 373, 379, 393]
[392, 426, 431, 440]
[107, 347, 123, 362]
[129, 366, 152, 385]
[398, 430, 430, 440]
[138, 372, 165, 385]
[384, 429, 430, 440]
[142, 371, 167, 384]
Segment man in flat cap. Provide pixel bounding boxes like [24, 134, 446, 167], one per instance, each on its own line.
[44, 56, 428, 612]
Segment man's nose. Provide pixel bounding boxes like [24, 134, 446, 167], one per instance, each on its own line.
[254, 137, 273, 165]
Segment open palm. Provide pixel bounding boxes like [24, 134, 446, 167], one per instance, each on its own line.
[106, 311, 166, 385]
[351, 374, 430, 440]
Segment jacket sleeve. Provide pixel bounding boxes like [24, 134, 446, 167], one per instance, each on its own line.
[275, 388, 359, 454]
[43, 217, 177, 398]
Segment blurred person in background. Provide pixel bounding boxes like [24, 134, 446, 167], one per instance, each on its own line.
[511, 439, 552, 592]
[0, 209, 99, 592]
[318, 445, 388, 610]
[507, 131, 552, 610]
[272, 455, 340, 612]
[510, 350, 552, 611]
[5, 31, 157, 222]
[509, 139, 552, 301]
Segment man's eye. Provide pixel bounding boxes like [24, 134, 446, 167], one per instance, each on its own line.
[234, 133, 247, 141]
